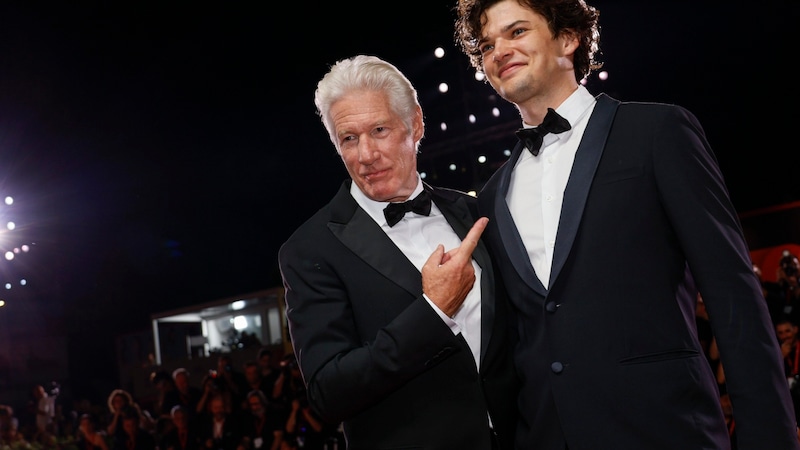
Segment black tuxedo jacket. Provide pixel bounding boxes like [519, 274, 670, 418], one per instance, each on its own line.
[279, 180, 518, 450]
[479, 93, 799, 449]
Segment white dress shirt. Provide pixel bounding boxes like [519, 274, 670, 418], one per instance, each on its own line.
[507, 85, 597, 289]
[350, 177, 483, 370]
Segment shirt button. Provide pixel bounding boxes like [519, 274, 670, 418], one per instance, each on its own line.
[551, 362, 564, 373]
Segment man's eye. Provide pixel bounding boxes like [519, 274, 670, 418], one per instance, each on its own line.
[512, 28, 525, 37]
[479, 44, 494, 55]
[339, 136, 356, 147]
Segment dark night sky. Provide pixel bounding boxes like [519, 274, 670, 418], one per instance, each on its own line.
[0, 1, 796, 395]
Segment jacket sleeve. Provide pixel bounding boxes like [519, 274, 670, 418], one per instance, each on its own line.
[653, 105, 799, 448]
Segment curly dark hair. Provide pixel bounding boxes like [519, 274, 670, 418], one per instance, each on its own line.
[454, 0, 603, 82]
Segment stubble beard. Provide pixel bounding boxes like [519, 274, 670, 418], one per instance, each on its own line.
[496, 74, 538, 106]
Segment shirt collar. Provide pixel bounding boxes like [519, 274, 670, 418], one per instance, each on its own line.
[521, 85, 596, 130]
[350, 175, 424, 227]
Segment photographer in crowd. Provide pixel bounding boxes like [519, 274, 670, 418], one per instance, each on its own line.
[777, 317, 800, 417]
[271, 354, 305, 415]
[766, 250, 800, 325]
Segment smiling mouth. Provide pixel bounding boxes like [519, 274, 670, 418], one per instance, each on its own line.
[498, 63, 522, 79]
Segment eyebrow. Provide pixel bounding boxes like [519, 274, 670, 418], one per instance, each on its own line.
[337, 120, 388, 138]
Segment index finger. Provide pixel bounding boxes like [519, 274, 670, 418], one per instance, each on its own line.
[459, 217, 488, 256]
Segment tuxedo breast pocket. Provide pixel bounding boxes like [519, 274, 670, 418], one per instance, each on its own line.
[593, 163, 644, 185]
[618, 348, 699, 365]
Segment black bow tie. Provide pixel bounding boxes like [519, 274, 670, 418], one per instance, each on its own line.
[514, 108, 572, 156]
[383, 190, 432, 227]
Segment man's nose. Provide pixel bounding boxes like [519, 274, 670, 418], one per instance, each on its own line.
[492, 38, 512, 64]
[358, 138, 379, 163]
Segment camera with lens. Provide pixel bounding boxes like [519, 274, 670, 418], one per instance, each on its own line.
[789, 374, 800, 396]
[208, 369, 221, 390]
[780, 250, 799, 278]
[280, 355, 299, 374]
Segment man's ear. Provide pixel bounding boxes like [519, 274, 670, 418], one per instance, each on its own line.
[412, 105, 425, 141]
[559, 30, 580, 56]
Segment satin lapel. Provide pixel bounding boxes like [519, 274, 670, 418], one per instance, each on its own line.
[431, 186, 495, 361]
[429, 186, 490, 272]
[485, 143, 547, 296]
[550, 94, 620, 286]
[327, 182, 421, 297]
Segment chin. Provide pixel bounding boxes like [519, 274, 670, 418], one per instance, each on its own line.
[364, 183, 396, 201]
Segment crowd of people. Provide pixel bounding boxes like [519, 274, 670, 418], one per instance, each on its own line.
[0, 349, 344, 450]
[767, 252, 800, 432]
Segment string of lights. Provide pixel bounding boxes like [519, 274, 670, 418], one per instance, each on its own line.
[0, 195, 32, 309]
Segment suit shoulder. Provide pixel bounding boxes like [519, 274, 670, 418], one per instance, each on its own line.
[611, 101, 706, 140]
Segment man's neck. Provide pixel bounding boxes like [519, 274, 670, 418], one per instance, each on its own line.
[517, 83, 579, 127]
